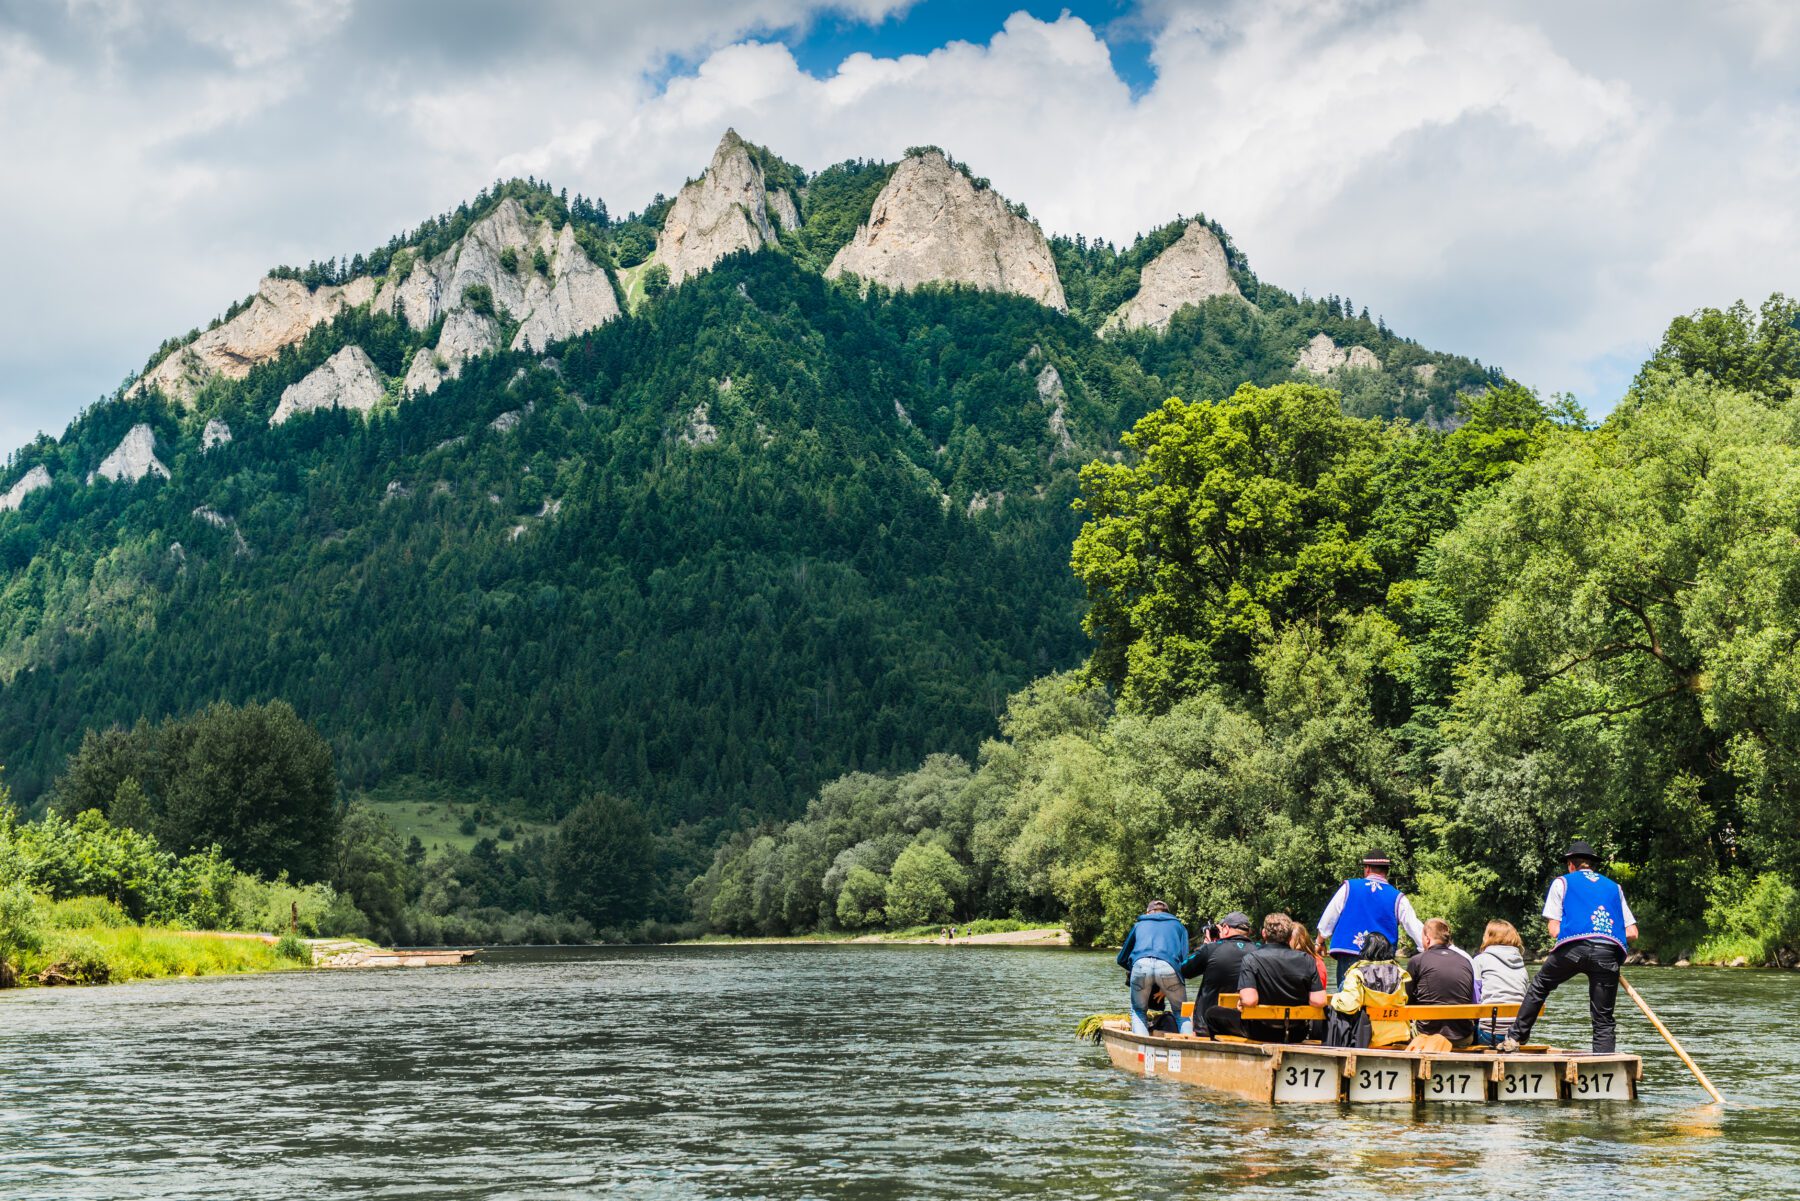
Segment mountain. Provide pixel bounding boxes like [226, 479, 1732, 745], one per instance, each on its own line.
[0, 130, 1501, 855]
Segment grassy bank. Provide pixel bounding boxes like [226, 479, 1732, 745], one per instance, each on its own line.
[2, 895, 308, 989]
[680, 918, 1066, 945]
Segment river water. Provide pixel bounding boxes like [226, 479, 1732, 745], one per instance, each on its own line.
[2, 946, 1795, 1199]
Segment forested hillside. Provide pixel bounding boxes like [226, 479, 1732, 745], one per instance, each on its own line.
[0, 140, 1504, 940]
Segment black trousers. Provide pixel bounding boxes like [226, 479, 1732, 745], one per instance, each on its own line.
[1510, 939, 1624, 1052]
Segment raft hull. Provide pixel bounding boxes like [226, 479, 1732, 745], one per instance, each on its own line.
[1099, 1022, 1639, 1104]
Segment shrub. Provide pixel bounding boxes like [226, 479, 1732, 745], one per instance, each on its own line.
[273, 933, 312, 964]
[0, 882, 45, 984]
[1695, 871, 1800, 965]
[835, 866, 886, 929]
[642, 263, 670, 299]
[499, 247, 519, 274]
[40, 932, 111, 985]
[44, 895, 131, 929]
[532, 247, 550, 276]
[462, 283, 496, 317]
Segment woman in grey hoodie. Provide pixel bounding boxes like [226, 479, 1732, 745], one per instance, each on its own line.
[1471, 920, 1529, 1046]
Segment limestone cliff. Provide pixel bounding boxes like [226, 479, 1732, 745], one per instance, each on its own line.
[511, 224, 622, 352]
[90, 424, 168, 483]
[1107, 222, 1242, 332]
[1294, 333, 1381, 375]
[134, 276, 376, 405]
[201, 418, 232, 450]
[1, 465, 51, 511]
[404, 309, 500, 396]
[768, 188, 801, 233]
[657, 130, 781, 285]
[270, 345, 386, 425]
[826, 151, 1066, 312]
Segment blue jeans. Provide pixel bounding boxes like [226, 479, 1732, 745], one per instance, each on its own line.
[1129, 958, 1192, 1036]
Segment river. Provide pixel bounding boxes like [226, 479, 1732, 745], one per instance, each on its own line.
[1, 946, 1795, 1199]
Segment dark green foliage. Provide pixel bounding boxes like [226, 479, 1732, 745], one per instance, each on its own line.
[499, 247, 519, 275]
[462, 283, 496, 317]
[273, 932, 310, 963]
[642, 262, 670, 298]
[550, 793, 654, 930]
[787, 159, 895, 271]
[49, 701, 337, 882]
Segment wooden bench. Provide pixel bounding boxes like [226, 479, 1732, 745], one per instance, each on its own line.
[1187, 994, 1527, 1024]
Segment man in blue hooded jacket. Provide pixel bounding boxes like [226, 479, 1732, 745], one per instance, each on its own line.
[1117, 900, 1192, 1036]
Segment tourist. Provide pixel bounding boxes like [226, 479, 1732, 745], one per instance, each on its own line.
[1324, 931, 1411, 1048]
[1470, 920, 1529, 1047]
[1116, 899, 1193, 1036]
[1205, 913, 1328, 1044]
[1500, 841, 1639, 1054]
[1289, 923, 1329, 991]
[1178, 911, 1254, 1036]
[1407, 918, 1477, 1047]
[1315, 850, 1426, 986]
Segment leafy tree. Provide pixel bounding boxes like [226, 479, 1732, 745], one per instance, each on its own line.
[884, 842, 967, 925]
[1072, 384, 1385, 709]
[835, 866, 886, 929]
[550, 793, 653, 929]
[642, 263, 670, 298]
[1641, 294, 1800, 403]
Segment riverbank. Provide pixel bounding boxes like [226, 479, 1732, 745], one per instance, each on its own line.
[679, 925, 1072, 947]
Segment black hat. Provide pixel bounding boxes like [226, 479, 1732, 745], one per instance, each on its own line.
[1361, 850, 1392, 866]
[1562, 840, 1600, 863]
[1220, 911, 1251, 931]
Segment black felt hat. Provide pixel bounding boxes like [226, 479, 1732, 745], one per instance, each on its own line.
[1561, 840, 1600, 863]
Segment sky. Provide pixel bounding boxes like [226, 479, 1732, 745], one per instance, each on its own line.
[2, 0, 1798, 458]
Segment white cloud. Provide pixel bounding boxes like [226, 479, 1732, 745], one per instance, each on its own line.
[2, 0, 1796, 458]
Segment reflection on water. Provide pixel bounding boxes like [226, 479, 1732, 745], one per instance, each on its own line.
[1, 946, 1795, 1200]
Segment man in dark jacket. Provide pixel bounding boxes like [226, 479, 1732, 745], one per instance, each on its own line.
[1117, 900, 1192, 1035]
[1406, 918, 1476, 1046]
[1204, 913, 1328, 1043]
[1179, 911, 1253, 1035]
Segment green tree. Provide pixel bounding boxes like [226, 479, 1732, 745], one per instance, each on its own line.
[1641, 293, 1800, 403]
[1072, 384, 1385, 709]
[550, 793, 653, 929]
[883, 842, 968, 925]
[834, 865, 886, 929]
[642, 263, 671, 299]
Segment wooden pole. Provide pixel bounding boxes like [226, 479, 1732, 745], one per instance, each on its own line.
[1621, 975, 1724, 1105]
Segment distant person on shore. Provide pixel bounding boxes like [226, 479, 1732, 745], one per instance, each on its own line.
[1117, 900, 1193, 1036]
[1315, 850, 1426, 987]
[1178, 911, 1253, 1036]
[1501, 841, 1638, 1053]
[1324, 932, 1411, 1048]
[1205, 914, 1328, 1044]
[1407, 918, 1477, 1047]
[1470, 920, 1529, 1047]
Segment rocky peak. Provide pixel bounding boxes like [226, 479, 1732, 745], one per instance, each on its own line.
[826, 151, 1066, 312]
[657, 129, 782, 285]
[90, 424, 169, 484]
[1294, 333, 1381, 375]
[511, 223, 622, 352]
[271, 345, 386, 425]
[2, 464, 51, 511]
[1107, 222, 1243, 332]
[134, 275, 376, 405]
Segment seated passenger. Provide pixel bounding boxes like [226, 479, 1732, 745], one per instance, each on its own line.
[1470, 920, 1529, 1047]
[1406, 917, 1476, 1047]
[1324, 932, 1411, 1048]
[1117, 899, 1193, 1036]
[1205, 913, 1328, 1044]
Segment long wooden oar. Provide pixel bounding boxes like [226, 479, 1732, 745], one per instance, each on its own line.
[1621, 975, 1724, 1104]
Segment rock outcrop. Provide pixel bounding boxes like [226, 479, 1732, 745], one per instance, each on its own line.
[404, 309, 502, 397]
[1294, 333, 1381, 375]
[511, 225, 622, 351]
[90, 424, 168, 483]
[768, 188, 801, 233]
[1, 464, 51, 511]
[826, 151, 1066, 312]
[1107, 222, 1242, 332]
[1037, 364, 1075, 454]
[680, 402, 719, 446]
[200, 418, 232, 450]
[134, 276, 377, 405]
[270, 345, 385, 425]
[657, 130, 782, 285]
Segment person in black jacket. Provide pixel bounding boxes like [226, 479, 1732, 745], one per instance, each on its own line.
[1179, 911, 1253, 1035]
